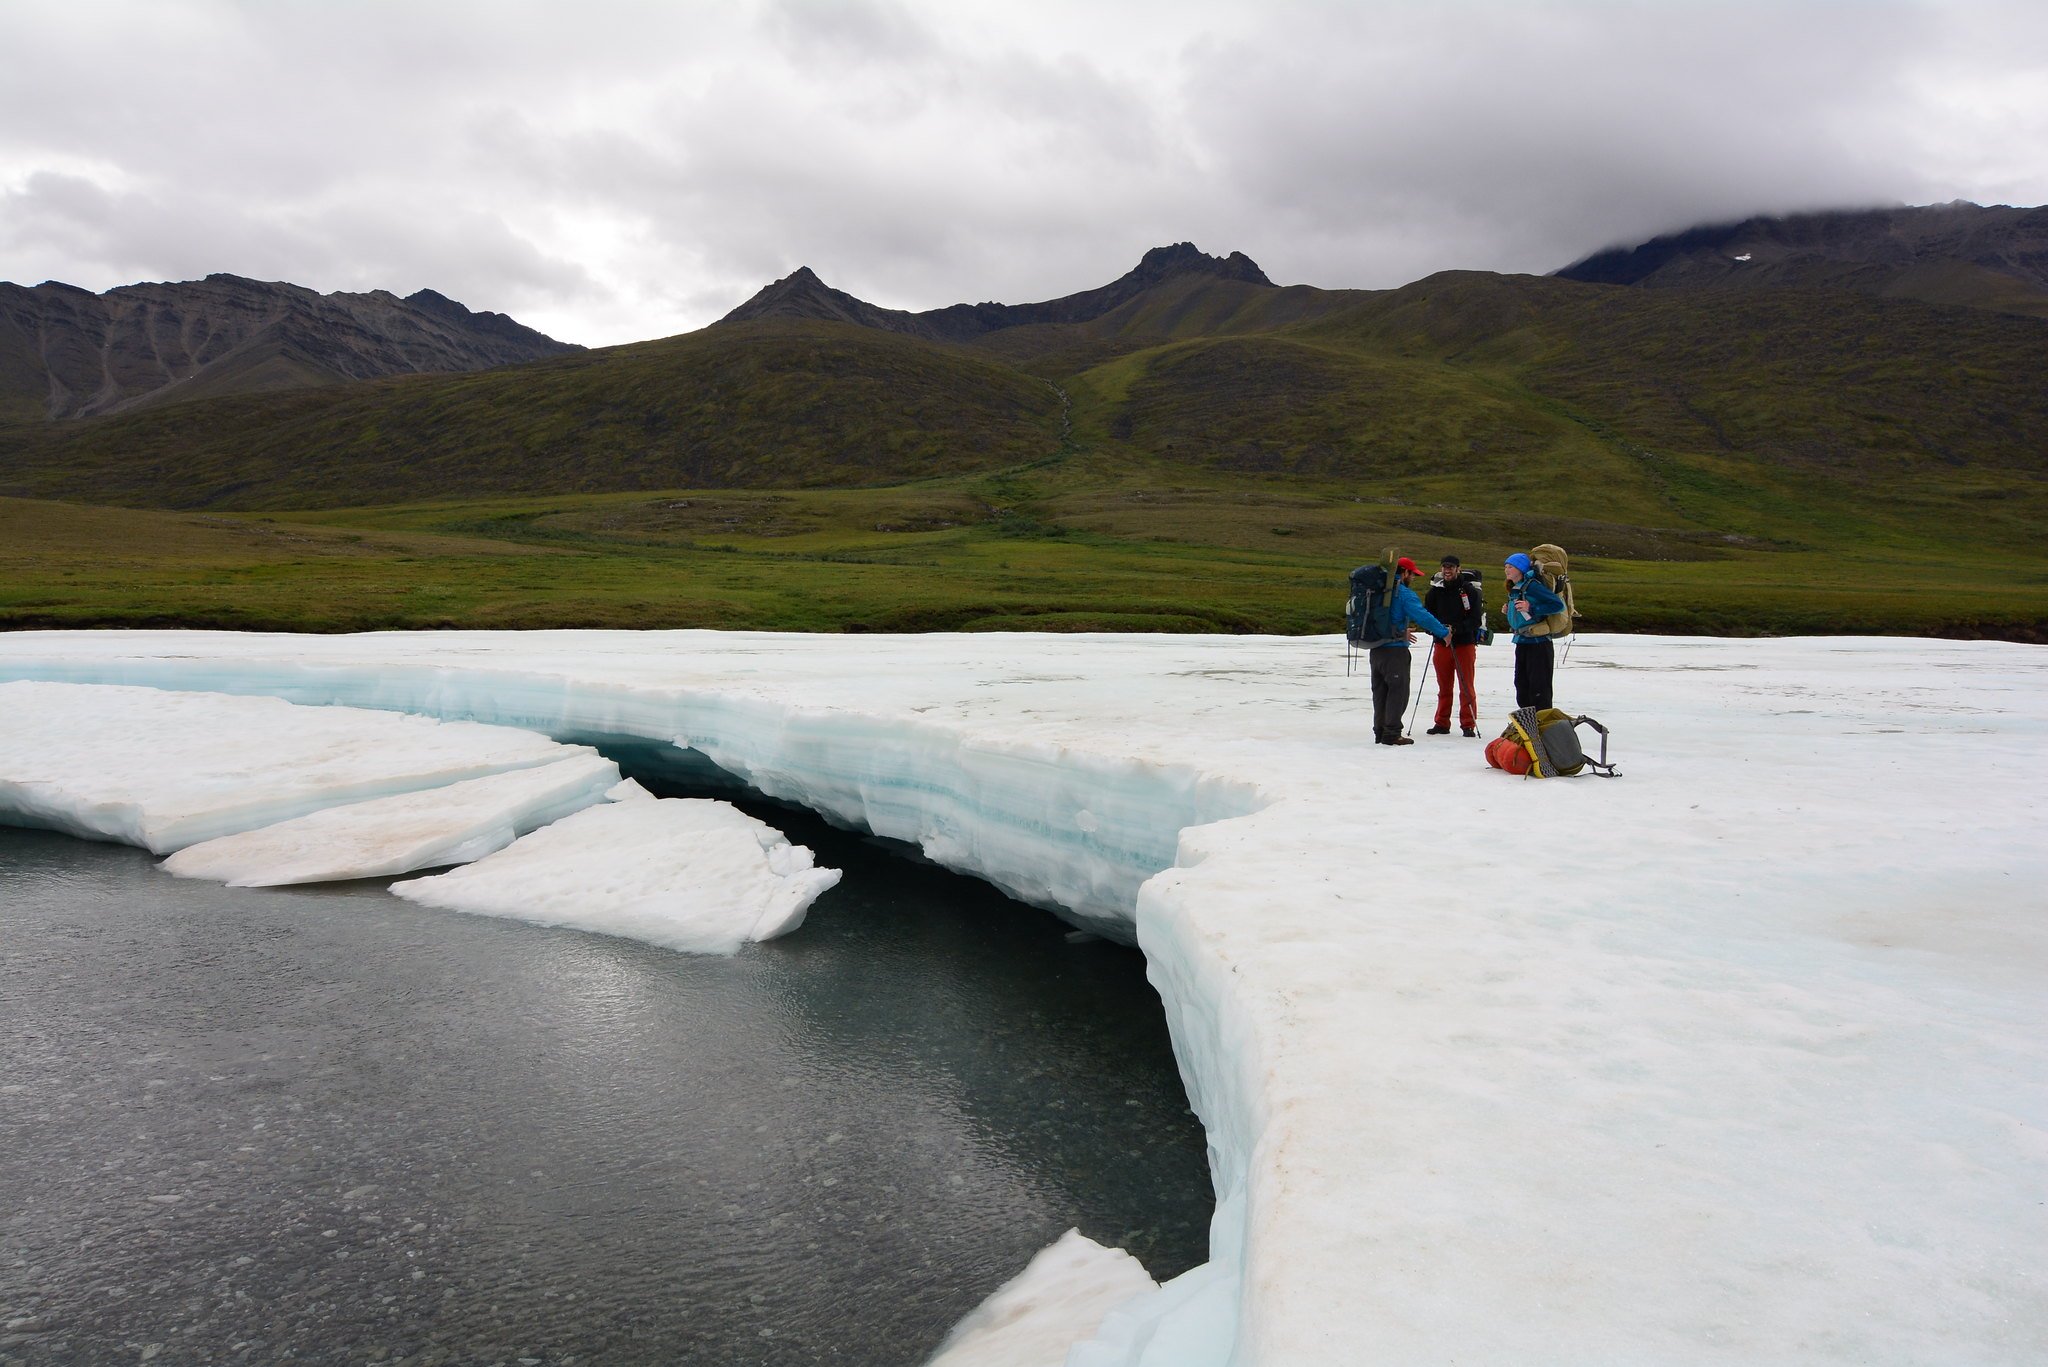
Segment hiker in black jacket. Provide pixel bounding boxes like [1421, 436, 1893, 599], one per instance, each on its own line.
[1422, 556, 1484, 736]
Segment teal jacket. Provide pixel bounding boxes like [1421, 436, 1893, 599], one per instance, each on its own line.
[1505, 577, 1567, 644]
[1377, 582, 1449, 649]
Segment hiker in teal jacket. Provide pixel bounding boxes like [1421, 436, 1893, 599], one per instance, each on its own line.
[1504, 552, 1566, 710]
[1371, 557, 1451, 746]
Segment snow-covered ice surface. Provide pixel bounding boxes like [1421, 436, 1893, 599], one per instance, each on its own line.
[925, 1229, 1159, 1367]
[390, 795, 841, 954]
[0, 680, 587, 852]
[161, 752, 621, 886]
[2, 628, 2043, 1365]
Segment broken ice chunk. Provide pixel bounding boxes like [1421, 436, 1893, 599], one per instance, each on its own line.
[0, 681, 580, 852]
[391, 798, 841, 954]
[161, 753, 620, 887]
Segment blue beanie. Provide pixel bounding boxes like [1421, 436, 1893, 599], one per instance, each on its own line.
[1505, 552, 1534, 574]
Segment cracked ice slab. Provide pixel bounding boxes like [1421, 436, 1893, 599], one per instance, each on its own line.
[161, 752, 622, 886]
[0, 637, 1266, 940]
[390, 795, 840, 954]
[1, 630, 2044, 1365]
[0, 680, 588, 853]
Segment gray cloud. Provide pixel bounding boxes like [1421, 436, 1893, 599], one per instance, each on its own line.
[1176, 1, 1945, 284]
[1, 0, 2042, 345]
[764, 0, 939, 63]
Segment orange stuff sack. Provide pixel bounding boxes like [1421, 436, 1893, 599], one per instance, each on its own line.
[1485, 736, 1533, 775]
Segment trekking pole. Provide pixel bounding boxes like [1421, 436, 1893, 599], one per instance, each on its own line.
[1405, 645, 1429, 737]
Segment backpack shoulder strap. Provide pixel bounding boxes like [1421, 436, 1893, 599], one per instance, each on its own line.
[1569, 715, 1621, 777]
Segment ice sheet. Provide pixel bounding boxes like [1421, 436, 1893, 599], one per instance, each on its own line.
[160, 753, 621, 886]
[924, 1229, 1158, 1367]
[390, 796, 841, 954]
[0, 680, 583, 853]
[3, 629, 2044, 1365]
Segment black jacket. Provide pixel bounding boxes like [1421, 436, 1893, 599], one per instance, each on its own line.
[1423, 570, 1486, 646]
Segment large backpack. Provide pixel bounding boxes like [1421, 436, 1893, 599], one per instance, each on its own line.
[1344, 562, 1396, 649]
[1486, 707, 1620, 778]
[1518, 542, 1579, 639]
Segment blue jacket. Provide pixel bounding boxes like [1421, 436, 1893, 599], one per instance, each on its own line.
[1377, 582, 1449, 649]
[1505, 576, 1566, 643]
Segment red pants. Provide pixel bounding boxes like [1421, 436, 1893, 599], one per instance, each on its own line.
[1433, 642, 1478, 729]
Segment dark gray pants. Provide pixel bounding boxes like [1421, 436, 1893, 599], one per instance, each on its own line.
[1369, 646, 1412, 739]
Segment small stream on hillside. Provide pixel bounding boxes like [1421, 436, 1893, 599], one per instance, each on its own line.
[0, 782, 1212, 1366]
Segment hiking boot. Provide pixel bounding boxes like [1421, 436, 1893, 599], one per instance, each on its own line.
[1384, 734, 1414, 746]
[1426, 724, 1450, 735]
[1462, 727, 1478, 738]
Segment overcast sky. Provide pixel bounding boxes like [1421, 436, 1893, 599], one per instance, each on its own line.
[3, 0, 2043, 347]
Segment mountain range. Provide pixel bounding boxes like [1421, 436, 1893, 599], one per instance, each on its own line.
[10, 199, 2039, 438]
[0, 201, 2042, 522]
[718, 202, 2048, 347]
[720, 242, 1276, 342]
[0, 274, 579, 422]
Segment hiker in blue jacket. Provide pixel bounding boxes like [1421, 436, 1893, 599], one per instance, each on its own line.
[1504, 552, 1567, 710]
[1371, 557, 1452, 746]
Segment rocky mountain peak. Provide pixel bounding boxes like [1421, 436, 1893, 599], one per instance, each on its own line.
[718, 266, 908, 332]
[718, 243, 1276, 342]
[1132, 243, 1273, 287]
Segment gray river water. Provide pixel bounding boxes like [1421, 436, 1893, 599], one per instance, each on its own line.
[0, 796, 1211, 1366]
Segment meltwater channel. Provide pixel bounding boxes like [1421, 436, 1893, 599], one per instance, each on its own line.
[0, 777, 1213, 1366]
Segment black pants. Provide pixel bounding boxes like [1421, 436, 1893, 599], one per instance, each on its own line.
[1515, 639, 1555, 710]
[1369, 646, 1412, 738]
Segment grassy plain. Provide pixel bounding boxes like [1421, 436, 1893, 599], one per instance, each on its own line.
[8, 451, 2044, 639]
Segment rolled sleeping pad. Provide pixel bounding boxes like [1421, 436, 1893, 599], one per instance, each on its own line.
[1485, 735, 1533, 775]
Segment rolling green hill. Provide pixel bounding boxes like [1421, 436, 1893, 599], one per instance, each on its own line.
[0, 320, 1062, 509]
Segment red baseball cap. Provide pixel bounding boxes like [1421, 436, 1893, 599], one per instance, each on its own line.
[1395, 556, 1423, 576]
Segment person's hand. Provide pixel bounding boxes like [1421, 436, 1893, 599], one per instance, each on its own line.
[1513, 598, 1529, 615]
[1404, 628, 1416, 642]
